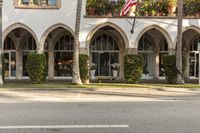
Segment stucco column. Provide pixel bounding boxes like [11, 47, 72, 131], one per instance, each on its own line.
[185, 50, 190, 79]
[119, 50, 125, 80]
[16, 50, 22, 80]
[48, 51, 54, 80]
[169, 48, 175, 55]
[154, 50, 159, 79]
[0, 0, 3, 85]
[37, 42, 44, 54]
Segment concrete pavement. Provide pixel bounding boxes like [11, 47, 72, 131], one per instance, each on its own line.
[0, 87, 200, 102]
[0, 87, 200, 133]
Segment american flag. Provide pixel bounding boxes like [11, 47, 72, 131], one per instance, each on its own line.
[121, 0, 137, 16]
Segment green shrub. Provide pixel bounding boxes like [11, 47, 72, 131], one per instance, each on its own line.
[79, 54, 89, 83]
[26, 53, 47, 84]
[2, 54, 5, 82]
[124, 54, 143, 84]
[163, 55, 187, 84]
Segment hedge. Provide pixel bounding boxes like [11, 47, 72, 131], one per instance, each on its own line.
[2, 55, 5, 82]
[26, 53, 47, 84]
[79, 54, 89, 83]
[124, 54, 143, 84]
[163, 55, 186, 84]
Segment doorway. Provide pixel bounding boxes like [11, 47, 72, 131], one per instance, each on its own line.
[91, 52, 119, 76]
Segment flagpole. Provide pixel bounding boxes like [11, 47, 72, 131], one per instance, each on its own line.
[131, 0, 139, 34]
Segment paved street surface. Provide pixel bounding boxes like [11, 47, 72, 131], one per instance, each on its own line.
[0, 88, 200, 133]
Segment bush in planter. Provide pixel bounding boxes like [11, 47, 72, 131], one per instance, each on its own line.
[124, 55, 143, 84]
[26, 53, 47, 84]
[163, 55, 186, 84]
[79, 54, 89, 83]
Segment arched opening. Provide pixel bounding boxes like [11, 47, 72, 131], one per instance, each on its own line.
[189, 35, 200, 78]
[89, 26, 125, 79]
[3, 27, 37, 79]
[138, 28, 169, 79]
[44, 27, 74, 79]
[180, 29, 200, 79]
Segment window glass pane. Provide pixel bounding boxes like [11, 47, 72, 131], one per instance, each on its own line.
[160, 39, 168, 51]
[22, 0, 29, 4]
[96, 36, 102, 50]
[190, 36, 200, 51]
[108, 36, 113, 50]
[102, 34, 107, 51]
[113, 40, 119, 50]
[139, 36, 153, 51]
[23, 36, 36, 50]
[91, 41, 96, 51]
[4, 37, 16, 50]
[48, 0, 56, 5]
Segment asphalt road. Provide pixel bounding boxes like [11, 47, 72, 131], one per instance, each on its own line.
[0, 98, 200, 133]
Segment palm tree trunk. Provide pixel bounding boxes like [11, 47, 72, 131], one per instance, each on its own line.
[72, 0, 82, 85]
[176, 0, 184, 84]
[0, 0, 3, 85]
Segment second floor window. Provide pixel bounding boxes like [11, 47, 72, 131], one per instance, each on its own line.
[15, 0, 61, 9]
[21, 0, 57, 6]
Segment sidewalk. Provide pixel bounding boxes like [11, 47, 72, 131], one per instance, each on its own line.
[0, 86, 200, 102]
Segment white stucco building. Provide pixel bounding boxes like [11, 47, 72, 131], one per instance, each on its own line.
[2, 0, 200, 81]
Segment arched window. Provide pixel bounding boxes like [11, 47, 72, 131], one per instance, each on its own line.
[90, 34, 119, 51]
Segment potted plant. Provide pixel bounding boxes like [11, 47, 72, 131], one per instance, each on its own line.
[184, 0, 196, 17]
[96, 0, 109, 16]
[111, 63, 120, 77]
[194, 0, 200, 17]
[155, 0, 163, 16]
[114, 0, 125, 16]
[143, 0, 150, 16]
[86, 0, 96, 15]
[90, 63, 97, 80]
[167, 0, 177, 16]
[106, 0, 115, 17]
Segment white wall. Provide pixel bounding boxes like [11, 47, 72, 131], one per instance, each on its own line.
[3, 0, 200, 50]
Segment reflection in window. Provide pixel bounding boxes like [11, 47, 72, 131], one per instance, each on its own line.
[138, 36, 153, 51]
